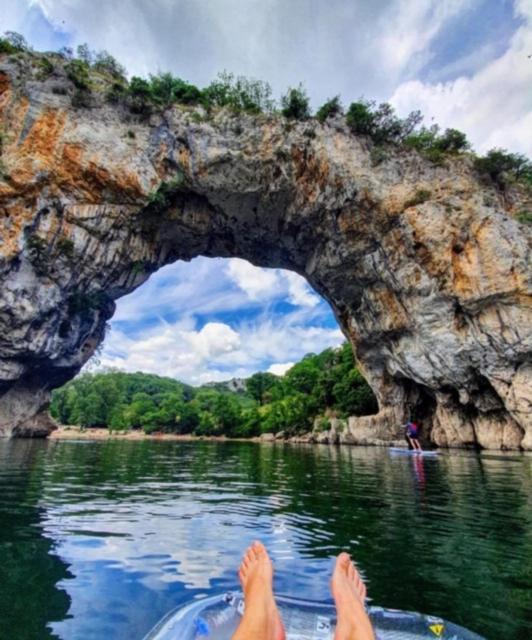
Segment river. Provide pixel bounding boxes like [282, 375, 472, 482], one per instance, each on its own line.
[0, 440, 530, 639]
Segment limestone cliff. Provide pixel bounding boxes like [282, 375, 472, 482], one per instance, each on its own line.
[0, 51, 530, 448]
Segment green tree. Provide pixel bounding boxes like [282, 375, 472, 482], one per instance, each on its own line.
[333, 368, 378, 416]
[129, 76, 151, 99]
[93, 50, 126, 78]
[65, 59, 91, 90]
[475, 148, 532, 187]
[196, 410, 218, 436]
[246, 372, 278, 405]
[236, 407, 262, 437]
[147, 72, 202, 107]
[175, 403, 200, 434]
[2, 31, 29, 53]
[435, 128, 470, 153]
[316, 96, 343, 123]
[346, 100, 422, 145]
[212, 394, 242, 435]
[281, 84, 310, 120]
[108, 405, 128, 431]
[202, 72, 274, 113]
[284, 356, 320, 395]
[123, 392, 156, 429]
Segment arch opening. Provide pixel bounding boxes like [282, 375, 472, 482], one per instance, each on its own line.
[48, 256, 380, 440]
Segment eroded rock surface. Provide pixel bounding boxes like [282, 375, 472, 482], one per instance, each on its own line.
[0, 53, 530, 446]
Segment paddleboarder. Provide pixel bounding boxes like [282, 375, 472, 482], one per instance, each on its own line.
[405, 420, 423, 452]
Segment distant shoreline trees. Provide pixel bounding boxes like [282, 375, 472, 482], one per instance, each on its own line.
[50, 343, 378, 437]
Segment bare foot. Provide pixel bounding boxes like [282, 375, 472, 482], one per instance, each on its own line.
[331, 553, 375, 640]
[231, 541, 285, 640]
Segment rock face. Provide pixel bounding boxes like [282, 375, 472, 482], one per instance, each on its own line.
[0, 53, 531, 447]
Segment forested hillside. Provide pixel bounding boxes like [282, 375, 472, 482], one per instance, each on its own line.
[50, 343, 378, 436]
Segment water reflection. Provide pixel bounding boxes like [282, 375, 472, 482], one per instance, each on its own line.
[0, 440, 530, 640]
[0, 440, 72, 640]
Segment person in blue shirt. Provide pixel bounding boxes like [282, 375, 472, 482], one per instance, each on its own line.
[405, 421, 423, 452]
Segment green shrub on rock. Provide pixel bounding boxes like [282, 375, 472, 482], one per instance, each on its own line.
[516, 211, 532, 225]
[202, 72, 274, 114]
[435, 128, 470, 153]
[404, 126, 439, 151]
[0, 38, 19, 55]
[56, 237, 75, 259]
[149, 73, 202, 107]
[76, 43, 93, 65]
[281, 84, 311, 120]
[475, 148, 532, 188]
[92, 50, 126, 79]
[404, 189, 431, 209]
[316, 96, 343, 123]
[346, 99, 422, 145]
[128, 76, 153, 114]
[129, 76, 151, 99]
[346, 100, 377, 136]
[65, 59, 91, 90]
[404, 125, 470, 164]
[146, 174, 187, 212]
[37, 57, 54, 79]
[0, 31, 29, 54]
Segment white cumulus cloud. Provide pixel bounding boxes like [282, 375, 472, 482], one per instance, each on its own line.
[99, 309, 343, 385]
[226, 259, 319, 308]
[226, 259, 280, 301]
[185, 322, 240, 359]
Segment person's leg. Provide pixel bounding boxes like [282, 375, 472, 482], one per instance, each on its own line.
[406, 435, 414, 450]
[331, 553, 375, 640]
[413, 438, 422, 451]
[231, 541, 285, 640]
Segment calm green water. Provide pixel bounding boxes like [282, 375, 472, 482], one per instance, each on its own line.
[0, 440, 530, 640]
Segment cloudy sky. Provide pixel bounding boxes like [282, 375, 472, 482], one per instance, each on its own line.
[99, 258, 343, 384]
[2, 0, 531, 384]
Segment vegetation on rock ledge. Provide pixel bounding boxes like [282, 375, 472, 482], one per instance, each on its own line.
[2, 31, 530, 196]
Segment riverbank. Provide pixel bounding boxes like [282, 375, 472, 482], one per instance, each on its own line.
[50, 426, 407, 447]
[50, 426, 256, 443]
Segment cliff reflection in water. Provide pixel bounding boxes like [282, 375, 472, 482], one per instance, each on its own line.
[0, 440, 72, 639]
[0, 440, 530, 640]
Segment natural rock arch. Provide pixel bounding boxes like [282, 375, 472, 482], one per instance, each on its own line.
[0, 56, 530, 448]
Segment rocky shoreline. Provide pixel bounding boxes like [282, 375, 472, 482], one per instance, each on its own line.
[50, 425, 408, 448]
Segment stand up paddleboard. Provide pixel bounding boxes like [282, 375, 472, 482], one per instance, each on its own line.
[388, 447, 439, 457]
[144, 592, 484, 640]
